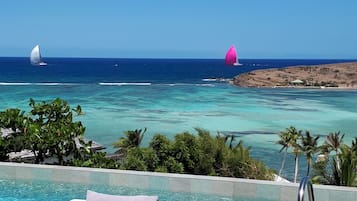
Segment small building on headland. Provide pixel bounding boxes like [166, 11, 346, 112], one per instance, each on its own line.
[290, 79, 304, 85]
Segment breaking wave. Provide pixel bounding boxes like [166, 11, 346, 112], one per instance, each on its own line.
[0, 82, 79, 86]
[98, 82, 152, 86]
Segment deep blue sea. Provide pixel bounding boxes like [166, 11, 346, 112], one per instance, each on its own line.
[1, 57, 357, 180]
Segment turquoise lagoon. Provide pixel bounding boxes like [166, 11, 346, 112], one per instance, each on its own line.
[2, 83, 357, 179]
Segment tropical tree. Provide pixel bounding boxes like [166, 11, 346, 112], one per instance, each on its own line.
[224, 133, 237, 149]
[170, 132, 200, 174]
[0, 136, 9, 161]
[0, 108, 27, 132]
[112, 128, 147, 154]
[221, 140, 274, 180]
[212, 133, 228, 175]
[159, 156, 184, 173]
[149, 134, 171, 164]
[25, 98, 86, 164]
[148, 134, 184, 174]
[339, 144, 357, 186]
[352, 137, 357, 153]
[120, 148, 148, 171]
[311, 156, 335, 185]
[0, 108, 28, 160]
[320, 131, 344, 171]
[195, 128, 221, 175]
[299, 130, 319, 176]
[71, 152, 119, 169]
[148, 134, 184, 173]
[121, 147, 159, 171]
[276, 128, 293, 177]
[222, 140, 249, 178]
[0, 99, 87, 164]
[277, 126, 302, 182]
[313, 135, 357, 187]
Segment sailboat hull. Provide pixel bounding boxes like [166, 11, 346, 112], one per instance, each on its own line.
[233, 62, 242, 66]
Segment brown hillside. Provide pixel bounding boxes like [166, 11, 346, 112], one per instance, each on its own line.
[232, 62, 357, 88]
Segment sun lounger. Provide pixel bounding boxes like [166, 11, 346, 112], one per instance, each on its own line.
[70, 190, 158, 201]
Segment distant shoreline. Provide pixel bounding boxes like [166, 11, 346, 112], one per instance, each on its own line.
[232, 62, 357, 89]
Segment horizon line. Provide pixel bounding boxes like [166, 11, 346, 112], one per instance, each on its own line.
[1, 56, 357, 61]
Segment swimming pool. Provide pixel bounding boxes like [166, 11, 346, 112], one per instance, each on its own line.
[0, 178, 272, 201]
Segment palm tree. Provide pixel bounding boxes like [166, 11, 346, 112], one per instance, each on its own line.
[276, 128, 293, 177]
[113, 128, 147, 154]
[351, 137, 357, 153]
[289, 127, 302, 183]
[339, 144, 357, 186]
[321, 131, 344, 171]
[277, 126, 301, 182]
[225, 134, 236, 149]
[299, 130, 319, 176]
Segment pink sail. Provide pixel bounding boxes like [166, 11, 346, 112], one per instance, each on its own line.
[225, 45, 241, 66]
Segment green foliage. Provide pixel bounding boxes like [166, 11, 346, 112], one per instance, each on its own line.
[194, 128, 220, 175]
[25, 98, 86, 164]
[0, 108, 26, 131]
[339, 144, 357, 186]
[352, 137, 357, 153]
[149, 134, 171, 163]
[161, 156, 184, 173]
[223, 133, 237, 149]
[121, 147, 150, 171]
[0, 98, 87, 165]
[0, 109, 28, 160]
[321, 131, 345, 154]
[118, 128, 273, 180]
[299, 131, 319, 176]
[0, 137, 9, 161]
[112, 128, 146, 154]
[312, 159, 332, 185]
[221, 140, 249, 178]
[277, 126, 302, 182]
[224, 141, 274, 180]
[213, 134, 228, 175]
[171, 132, 200, 174]
[149, 134, 185, 173]
[221, 140, 265, 178]
[312, 132, 357, 187]
[140, 148, 159, 171]
[71, 152, 119, 169]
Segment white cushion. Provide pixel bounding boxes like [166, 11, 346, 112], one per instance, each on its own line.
[86, 190, 158, 201]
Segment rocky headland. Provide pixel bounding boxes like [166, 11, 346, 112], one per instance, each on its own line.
[232, 62, 357, 89]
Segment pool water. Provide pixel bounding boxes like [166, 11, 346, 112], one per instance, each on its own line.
[0, 178, 273, 201]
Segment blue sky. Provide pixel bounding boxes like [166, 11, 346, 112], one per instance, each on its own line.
[1, 1, 356, 59]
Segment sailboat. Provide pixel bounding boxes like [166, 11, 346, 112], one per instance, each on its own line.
[30, 45, 47, 66]
[225, 45, 242, 66]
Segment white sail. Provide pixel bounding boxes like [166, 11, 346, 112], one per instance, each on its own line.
[30, 45, 47, 66]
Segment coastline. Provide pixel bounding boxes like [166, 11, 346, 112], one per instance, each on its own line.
[228, 83, 357, 90]
[231, 62, 357, 89]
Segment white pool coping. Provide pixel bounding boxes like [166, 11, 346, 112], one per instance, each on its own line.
[1, 162, 356, 201]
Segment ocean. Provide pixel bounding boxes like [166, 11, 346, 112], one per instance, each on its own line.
[1, 57, 357, 180]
